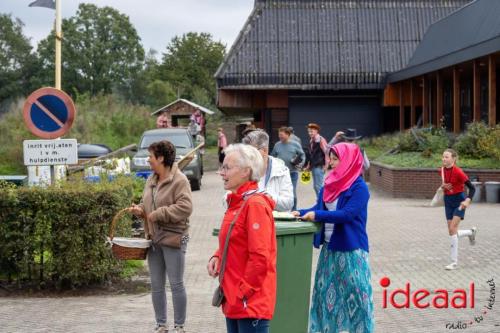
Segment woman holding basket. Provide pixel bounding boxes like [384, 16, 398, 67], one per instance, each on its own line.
[130, 140, 193, 333]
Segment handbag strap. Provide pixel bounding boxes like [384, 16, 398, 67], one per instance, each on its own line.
[441, 167, 445, 183]
[218, 195, 252, 285]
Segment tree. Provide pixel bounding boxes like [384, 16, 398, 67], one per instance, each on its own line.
[0, 14, 39, 107]
[158, 32, 225, 105]
[36, 3, 145, 97]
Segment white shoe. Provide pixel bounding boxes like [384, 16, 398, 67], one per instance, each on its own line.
[154, 325, 168, 333]
[468, 227, 477, 245]
[445, 262, 458, 270]
[172, 326, 185, 333]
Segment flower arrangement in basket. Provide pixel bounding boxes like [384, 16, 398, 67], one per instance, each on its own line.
[108, 208, 151, 260]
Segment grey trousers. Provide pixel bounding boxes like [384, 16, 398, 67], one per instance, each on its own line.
[148, 243, 187, 326]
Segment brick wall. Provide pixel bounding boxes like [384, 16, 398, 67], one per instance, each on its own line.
[369, 162, 500, 199]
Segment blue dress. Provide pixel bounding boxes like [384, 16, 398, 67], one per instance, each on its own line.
[309, 247, 373, 333]
[299, 177, 374, 333]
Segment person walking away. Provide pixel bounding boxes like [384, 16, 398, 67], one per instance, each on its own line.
[271, 126, 305, 210]
[218, 128, 228, 165]
[440, 148, 477, 270]
[242, 129, 294, 212]
[288, 126, 302, 147]
[207, 144, 277, 333]
[293, 142, 374, 333]
[304, 123, 329, 196]
[129, 140, 193, 333]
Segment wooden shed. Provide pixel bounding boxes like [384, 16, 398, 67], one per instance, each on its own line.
[151, 99, 215, 135]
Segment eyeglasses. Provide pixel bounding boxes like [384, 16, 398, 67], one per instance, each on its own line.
[218, 164, 239, 173]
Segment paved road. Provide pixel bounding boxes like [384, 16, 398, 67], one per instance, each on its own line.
[1, 172, 499, 332]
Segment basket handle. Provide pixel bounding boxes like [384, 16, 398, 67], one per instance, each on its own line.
[109, 207, 147, 241]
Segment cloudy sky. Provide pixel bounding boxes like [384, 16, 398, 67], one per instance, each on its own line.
[0, 0, 254, 54]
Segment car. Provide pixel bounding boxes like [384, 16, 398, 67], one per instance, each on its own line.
[77, 143, 112, 160]
[131, 128, 202, 191]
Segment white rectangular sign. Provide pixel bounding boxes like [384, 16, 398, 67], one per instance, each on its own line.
[23, 139, 78, 166]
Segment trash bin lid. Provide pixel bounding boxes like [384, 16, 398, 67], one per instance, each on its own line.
[275, 222, 319, 236]
[212, 221, 320, 236]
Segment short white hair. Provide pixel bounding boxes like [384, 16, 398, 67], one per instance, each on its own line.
[242, 129, 269, 150]
[224, 144, 263, 181]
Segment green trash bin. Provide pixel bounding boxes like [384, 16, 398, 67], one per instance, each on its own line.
[213, 220, 320, 333]
[272, 221, 319, 333]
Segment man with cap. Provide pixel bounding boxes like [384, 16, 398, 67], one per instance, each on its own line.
[304, 123, 329, 196]
[329, 128, 370, 171]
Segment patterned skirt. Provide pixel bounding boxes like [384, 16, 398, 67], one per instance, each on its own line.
[309, 246, 374, 333]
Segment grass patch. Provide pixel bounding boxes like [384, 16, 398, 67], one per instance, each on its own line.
[119, 260, 145, 279]
[375, 152, 500, 169]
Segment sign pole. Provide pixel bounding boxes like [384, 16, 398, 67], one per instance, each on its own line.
[55, 0, 62, 91]
[54, 0, 62, 184]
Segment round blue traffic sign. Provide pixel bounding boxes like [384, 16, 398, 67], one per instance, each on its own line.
[23, 87, 76, 139]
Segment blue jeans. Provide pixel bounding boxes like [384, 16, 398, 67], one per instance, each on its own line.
[226, 318, 270, 333]
[290, 171, 299, 210]
[311, 167, 324, 196]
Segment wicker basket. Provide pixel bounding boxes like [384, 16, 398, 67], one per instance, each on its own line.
[108, 208, 151, 260]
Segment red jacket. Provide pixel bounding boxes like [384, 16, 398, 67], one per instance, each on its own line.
[213, 181, 277, 319]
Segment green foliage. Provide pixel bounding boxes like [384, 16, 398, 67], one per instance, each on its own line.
[377, 152, 499, 169]
[36, 3, 145, 97]
[477, 124, 500, 160]
[0, 176, 140, 288]
[71, 94, 155, 150]
[0, 14, 39, 108]
[158, 32, 226, 105]
[453, 122, 500, 159]
[364, 123, 499, 169]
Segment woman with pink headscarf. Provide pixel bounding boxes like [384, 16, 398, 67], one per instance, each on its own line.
[292, 142, 374, 333]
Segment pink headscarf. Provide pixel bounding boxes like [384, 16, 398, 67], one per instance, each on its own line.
[323, 142, 364, 203]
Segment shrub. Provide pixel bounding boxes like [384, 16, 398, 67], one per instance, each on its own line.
[477, 124, 500, 160]
[0, 175, 141, 289]
[453, 122, 489, 158]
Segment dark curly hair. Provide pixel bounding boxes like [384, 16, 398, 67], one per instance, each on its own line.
[148, 140, 176, 168]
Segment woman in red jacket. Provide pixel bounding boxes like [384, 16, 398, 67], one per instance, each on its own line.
[207, 143, 277, 333]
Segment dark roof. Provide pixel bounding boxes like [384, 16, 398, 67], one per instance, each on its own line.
[216, 0, 470, 90]
[151, 99, 215, 116]
[389, 0, 500, 82]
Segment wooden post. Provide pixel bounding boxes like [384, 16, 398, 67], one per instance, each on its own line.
[399, 82, 405, 131]
[410, 79, 416, 127]
[422, 76, 429, 126]
[436, 71, 443, 128]
[473, 60, 481, 122]
[488, 55, 497, 126]
[453, 67, 460, 133]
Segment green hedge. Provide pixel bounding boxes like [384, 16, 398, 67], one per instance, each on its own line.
[0, 176, 141, 289]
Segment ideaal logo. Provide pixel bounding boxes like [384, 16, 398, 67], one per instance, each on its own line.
[380, 276, 475, 309]
[379, 276, 496, 330]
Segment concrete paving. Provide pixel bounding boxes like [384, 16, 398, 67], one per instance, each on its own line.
[1, 171, 499, 332]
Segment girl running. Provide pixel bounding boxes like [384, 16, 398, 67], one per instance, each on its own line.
[441, 148, 477, 270]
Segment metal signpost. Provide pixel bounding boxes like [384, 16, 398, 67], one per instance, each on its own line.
[23, 87, 77, 185]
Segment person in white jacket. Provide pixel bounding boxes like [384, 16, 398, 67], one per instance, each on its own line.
[242, 129, 294, 212]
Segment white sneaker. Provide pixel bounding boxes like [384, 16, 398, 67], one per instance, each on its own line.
[172, 326, 185, 333]
[154, 325, 168, 333]
[468, 227, 477, 246]
[445, 262, 458, 270]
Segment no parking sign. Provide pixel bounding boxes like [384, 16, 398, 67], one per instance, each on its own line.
[23, 87, 76, 139]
